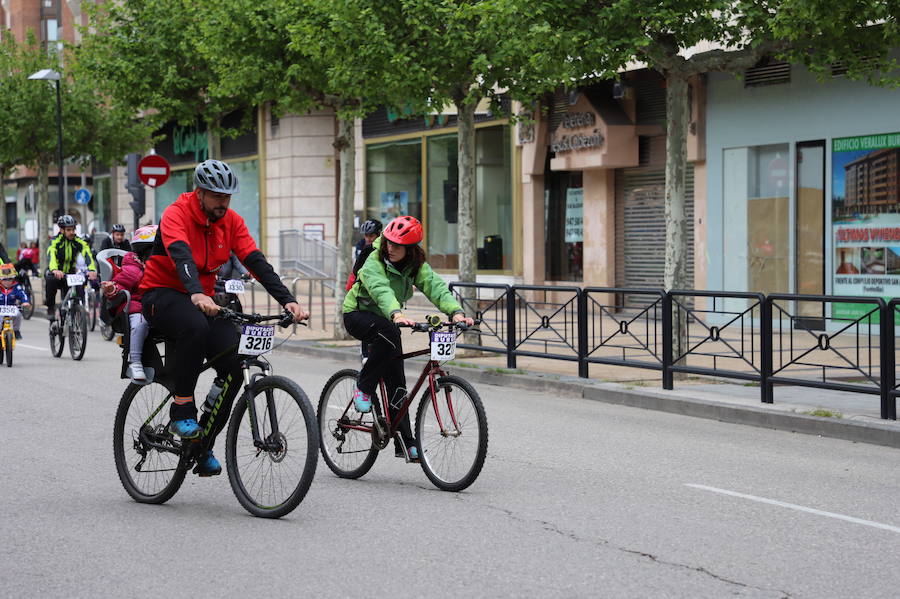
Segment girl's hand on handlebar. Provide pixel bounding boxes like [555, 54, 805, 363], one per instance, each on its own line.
[191, 293, 221, 316]
[452, 313, 475, 327]
[284, 301, 309, 323]
[392, 313, 416, 327]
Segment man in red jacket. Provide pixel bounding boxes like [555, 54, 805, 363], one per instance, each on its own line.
[140, 159, 308, 476]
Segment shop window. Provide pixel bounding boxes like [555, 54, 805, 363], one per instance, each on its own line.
[366, 140, 423, 227]
[425, 126, 513, 271]
[545, 171, 583, 281]
[92, 175, 111, 232]
[723, 143, 790, 294]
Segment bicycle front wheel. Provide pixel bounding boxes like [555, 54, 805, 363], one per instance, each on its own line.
[113, 379, 186, 504]
[317, 369, 379, 479]
[416, 375, 488, 492]
[3, 330, 12, 367]
[21, 301, 33, 320]
[226, 375, 318, 519]
[88, 292, 98, 331]
[68, 305, 88, 361]
[49, 308, 64, 358]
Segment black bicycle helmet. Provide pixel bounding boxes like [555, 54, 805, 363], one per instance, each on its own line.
[360, 219, 383, 236]
[57, 214, 76, 228]
[111, 224, 126, 233]
[193, 159, 239, 194]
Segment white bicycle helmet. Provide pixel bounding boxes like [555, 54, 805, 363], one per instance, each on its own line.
[193, 159, 239, 194]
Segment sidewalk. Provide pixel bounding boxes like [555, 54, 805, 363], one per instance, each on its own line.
[281, 337, 900, 450]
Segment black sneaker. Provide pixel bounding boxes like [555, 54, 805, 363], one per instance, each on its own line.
[14, 331, 21, 340]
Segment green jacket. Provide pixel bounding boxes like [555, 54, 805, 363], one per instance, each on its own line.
[47, 234, 96, 273]
[342, 236, 463, 319]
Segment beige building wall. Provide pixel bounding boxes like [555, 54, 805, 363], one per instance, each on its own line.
[264, 107, 338, 267]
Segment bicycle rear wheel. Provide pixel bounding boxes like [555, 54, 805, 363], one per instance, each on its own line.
[226, 375, 318, 519]
[318, 369, 379, 479]
[4, 330, 12, 367]
[88, 291, 98, 331]
[68, 305, 88, 360]
[415, 375, 488, 492]
[113, 379, 186, 504]
[49, 308, 64, 358]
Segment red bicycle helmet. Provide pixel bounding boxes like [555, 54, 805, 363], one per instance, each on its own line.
[383, 215, 423, 245]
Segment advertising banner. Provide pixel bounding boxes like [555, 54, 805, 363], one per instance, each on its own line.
[832, 132, 900, 320]
[564, 188, 583, 243]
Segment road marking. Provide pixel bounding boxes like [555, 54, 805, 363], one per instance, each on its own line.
[16, 343, 48, 352]
[686, 484, 900, 534]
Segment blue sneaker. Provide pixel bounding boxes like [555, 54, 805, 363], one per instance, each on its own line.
[168, 418, 201, 439]
[353, 388, 372, 413]
[193, 450, 221, 477]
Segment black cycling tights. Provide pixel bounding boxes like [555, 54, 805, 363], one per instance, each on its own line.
[343, 310, 414, 445]
[142, 288, 242, 435]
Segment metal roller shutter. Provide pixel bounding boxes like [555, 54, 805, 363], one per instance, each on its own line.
[615, 140, 695, 305]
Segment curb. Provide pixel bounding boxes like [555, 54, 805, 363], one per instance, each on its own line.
[280, 340, 900, 450]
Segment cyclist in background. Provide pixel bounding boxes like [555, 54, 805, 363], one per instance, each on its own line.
[342, 215, 473, 460]
[45, 215, 97, 324]
[139, 159, 308, 476]
[101, 224, 133, 252]
[354, 219, 382, 262]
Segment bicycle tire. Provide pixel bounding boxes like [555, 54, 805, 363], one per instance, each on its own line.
[226, 375, 318, 519]
[4, 331, 12, 367]
[317, 368, 379, 479]
[49, 308, 64, 358]
[21, 299, 33, 320]
[113, 379, 187, 504]
[415, 375, 488, 492]
[68, 305, 88, 360]
[88, 292, 98, 332]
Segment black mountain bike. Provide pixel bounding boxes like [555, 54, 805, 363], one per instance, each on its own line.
[113, 308, 319, 518]
[49, 274, 89, 360]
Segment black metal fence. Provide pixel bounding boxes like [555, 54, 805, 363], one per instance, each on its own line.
[448, 283, 900, 420]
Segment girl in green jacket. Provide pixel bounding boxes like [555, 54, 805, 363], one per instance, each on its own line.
[342, 216, 474, 460]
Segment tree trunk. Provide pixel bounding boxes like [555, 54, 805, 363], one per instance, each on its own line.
[0, 167, 7, 247]
[456, 99, 477, 285]
[207, 118, 221, 160]
[333, 116, 355, 340]
[456, 98, 480, 350]
[664, 71, 690, 370]
[37, 162, 50, 272]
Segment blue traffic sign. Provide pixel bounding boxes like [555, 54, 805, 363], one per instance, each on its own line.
[74, 188, 91, 205]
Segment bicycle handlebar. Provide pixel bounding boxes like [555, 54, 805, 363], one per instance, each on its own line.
[398, 319, 481, 333]
[217, 307, 306, 329]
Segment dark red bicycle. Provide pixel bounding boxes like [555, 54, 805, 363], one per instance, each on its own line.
[318, 317, 488, 492]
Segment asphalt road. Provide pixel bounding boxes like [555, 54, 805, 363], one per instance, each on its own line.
[2, 315, 899, 598]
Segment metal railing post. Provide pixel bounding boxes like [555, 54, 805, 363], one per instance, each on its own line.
[760, 294, 773, 404]
[507, 286, 517, 369]
[662, 292, 673, 390]
[577, 289, 588, 378]
[880, 300, 896, 419]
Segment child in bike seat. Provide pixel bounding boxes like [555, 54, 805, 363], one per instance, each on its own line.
[101, 225, 157, 382]
[342, 215, 473, 460]
[0, 263, 30, 340]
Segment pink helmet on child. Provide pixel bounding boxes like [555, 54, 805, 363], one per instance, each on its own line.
[132, 225, 158, 252]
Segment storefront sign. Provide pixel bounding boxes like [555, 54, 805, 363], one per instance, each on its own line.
[551, 132, 604, 154]
[173, 124, 208, 162]
[561, 112, 596, 129]
[832, 132, 900, 320]
[565, 188, 583, 243]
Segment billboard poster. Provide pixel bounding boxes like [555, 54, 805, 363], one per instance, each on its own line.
[564, 188, 583, 243]
[832, 132, 900, 320]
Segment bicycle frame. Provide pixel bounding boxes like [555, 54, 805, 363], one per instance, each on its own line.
[0, 316, 13, 351]
[340, 337, 463, 440]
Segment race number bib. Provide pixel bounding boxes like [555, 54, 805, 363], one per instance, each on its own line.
[239, 324, 275, 355]
[66, 274, 85, 286]
[224, 279, 245, 294]
[430, 331, 456, 361]
[0, 305, 19, 317]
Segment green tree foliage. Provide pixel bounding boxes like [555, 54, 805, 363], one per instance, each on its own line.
[0, 31, 152, 262]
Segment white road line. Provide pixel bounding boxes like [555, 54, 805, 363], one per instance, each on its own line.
[16, 343, 48, 352]
[686, 484, 900, 534]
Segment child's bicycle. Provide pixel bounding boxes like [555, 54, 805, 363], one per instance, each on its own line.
[112, 306, 319, 519]
[0, 305, 18, 367]
[48, 273, 89, 360]
[318, 316, 488, 492]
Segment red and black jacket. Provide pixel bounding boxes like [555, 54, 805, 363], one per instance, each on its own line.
[139, 191, 295, 306]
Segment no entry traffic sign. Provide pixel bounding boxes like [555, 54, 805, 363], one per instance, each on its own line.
[138, 154, 171, 188]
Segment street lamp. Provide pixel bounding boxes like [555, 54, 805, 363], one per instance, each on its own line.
[28, 68, 66, 214]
